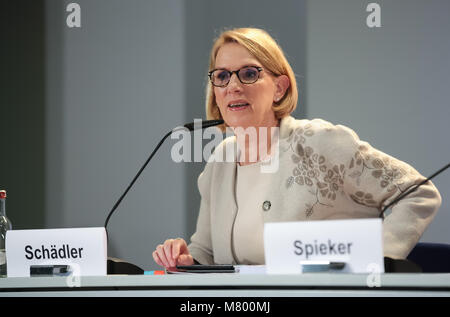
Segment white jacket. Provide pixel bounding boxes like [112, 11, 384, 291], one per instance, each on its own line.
[188, 116, 442, 264]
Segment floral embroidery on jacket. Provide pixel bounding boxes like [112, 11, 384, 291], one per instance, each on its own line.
[284, 123, 417, 218]
[347, 144, 413, 206]
[285, 126, 344, 217]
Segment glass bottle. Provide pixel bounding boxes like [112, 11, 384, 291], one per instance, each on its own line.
[0, 190, 12, 277]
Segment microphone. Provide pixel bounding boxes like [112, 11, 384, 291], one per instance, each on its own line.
[381, 162, 449, 217]
[184, 119, 225, 131]
[104, 119, 224, 232]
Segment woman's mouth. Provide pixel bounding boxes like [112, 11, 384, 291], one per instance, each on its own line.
[228, 102, 250, 111]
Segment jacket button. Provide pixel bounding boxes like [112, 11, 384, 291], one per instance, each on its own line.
[262, 201, 271, 211]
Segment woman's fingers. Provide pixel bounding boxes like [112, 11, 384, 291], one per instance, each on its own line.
[163, 239, 175, 267]
[173, 239, 194, 266]
[172, 238, 187, 259]
[153, 238, 193, 268]
[152, 250, 164, 267]
[156, 243, 171, 268]
[177, 254, 194, 266]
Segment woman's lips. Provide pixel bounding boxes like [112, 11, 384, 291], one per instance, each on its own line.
[228, 103, 250, 111]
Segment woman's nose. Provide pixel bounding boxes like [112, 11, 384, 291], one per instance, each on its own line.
[227, 73, 243, 92]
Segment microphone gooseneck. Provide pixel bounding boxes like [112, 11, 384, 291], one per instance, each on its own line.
[381, 162, 449, 217]
[104, 119, 224, 234]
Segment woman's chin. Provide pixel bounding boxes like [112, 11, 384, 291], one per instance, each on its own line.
[224, 115, 254, 130]
[225, 119, 253, 130]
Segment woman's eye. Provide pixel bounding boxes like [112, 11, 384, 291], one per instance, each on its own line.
[242, 68, 257, 79]
[216, 71, 229, 81]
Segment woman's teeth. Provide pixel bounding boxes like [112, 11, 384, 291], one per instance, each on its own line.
[229, 103, 249, 108]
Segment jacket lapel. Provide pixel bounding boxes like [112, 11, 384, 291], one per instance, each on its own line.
[211, 161, 238, 264]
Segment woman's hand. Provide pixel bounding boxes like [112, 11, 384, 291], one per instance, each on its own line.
[152, 238, 194, 269]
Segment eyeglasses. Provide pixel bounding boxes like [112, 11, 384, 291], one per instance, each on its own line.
[208, 66, 264, 87]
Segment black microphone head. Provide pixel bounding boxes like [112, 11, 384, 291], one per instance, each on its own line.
[184, 119, 224, 131]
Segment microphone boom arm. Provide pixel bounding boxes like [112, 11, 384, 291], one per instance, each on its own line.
[104, 130, 172, 231]
[104, 119, 224, 233]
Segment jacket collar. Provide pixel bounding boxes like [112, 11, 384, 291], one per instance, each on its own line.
[279, 115, 296, 140]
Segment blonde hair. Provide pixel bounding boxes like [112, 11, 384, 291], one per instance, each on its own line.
[206, 28, 298, 131]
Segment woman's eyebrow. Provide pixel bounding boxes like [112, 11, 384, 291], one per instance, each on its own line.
[213, 64, 261, 70]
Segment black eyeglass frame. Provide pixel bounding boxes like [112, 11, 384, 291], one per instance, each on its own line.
[208, 66, 264, 87]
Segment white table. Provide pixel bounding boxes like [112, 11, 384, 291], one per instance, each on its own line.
[1, 273, 450, 297]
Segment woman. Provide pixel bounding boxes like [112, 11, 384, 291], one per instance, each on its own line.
[152, 28, 441, 268]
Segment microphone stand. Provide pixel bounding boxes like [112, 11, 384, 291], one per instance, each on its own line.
[104, 130, 172, 232]
[104, 119, 223, 233]
[103, 119, 223, 274]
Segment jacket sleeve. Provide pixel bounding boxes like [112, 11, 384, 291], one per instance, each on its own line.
[187, 163, 215, 265]
[324, 123, 442, 259]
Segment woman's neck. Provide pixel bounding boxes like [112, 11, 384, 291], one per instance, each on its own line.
[234, 119, 280, 166]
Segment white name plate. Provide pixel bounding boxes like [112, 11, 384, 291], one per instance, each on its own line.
[264, 219, 384, 274]
[6, 227, 107, 277]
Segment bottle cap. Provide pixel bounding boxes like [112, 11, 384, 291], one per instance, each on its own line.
[0, 190, 6, 199]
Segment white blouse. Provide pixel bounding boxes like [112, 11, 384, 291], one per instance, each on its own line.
[233, 161, 267, 264]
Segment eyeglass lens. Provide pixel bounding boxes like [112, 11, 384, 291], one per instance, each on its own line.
[211, 67, 260, 86]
